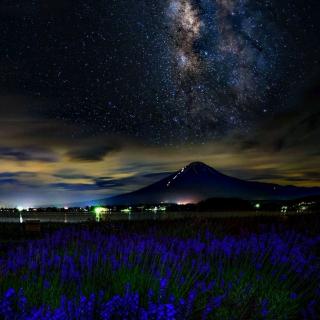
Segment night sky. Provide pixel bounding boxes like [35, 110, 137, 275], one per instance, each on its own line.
[0, 0, 319, 207]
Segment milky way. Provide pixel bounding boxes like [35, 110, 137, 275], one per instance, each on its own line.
[161, 0, 287, 140]
[168, 0, 202, 75]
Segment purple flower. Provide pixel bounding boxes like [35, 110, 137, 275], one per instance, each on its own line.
[212, 294, 224, 308]
[290, 292, 298, 300]
[261, 299, 269, 318]
[4, 288, 15, 299]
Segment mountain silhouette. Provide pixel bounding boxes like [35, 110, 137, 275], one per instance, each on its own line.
[88, 162, 320, 205]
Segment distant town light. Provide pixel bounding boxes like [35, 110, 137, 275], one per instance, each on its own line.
[121, 207, 132, 213]
[17, 206, 24, 212]
[177, 200, 193, 205]
[146, 206, 166, 213]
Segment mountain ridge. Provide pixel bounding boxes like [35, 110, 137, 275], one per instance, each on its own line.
[77, 162, 320, 206]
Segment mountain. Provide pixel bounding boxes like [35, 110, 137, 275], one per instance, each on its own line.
[88, 162, 320, 205]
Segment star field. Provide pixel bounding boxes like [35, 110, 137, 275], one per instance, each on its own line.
[0, 0, 319, 145]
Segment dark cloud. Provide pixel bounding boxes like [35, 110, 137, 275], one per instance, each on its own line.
[0, 172, 38, 179]
[0, 178, 18, 185]
[0, 147, 58, 162]
[66, 144, 121, 161]
[94, 171, 173, 189]
[0, 173, 17, 178]
[49, 183, 99, 192]
[49, 178, 130, 192]
[94, 178, 125, 189]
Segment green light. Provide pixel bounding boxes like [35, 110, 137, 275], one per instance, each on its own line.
[94, 207, 105, 215]
[94, 207, 109, 222]
[255, 203, 260, 209]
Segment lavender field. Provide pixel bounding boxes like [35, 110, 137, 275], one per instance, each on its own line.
[0, 217, 319, 319]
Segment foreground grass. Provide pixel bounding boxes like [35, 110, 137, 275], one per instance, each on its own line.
[0, 217, 319, 319]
